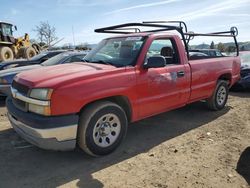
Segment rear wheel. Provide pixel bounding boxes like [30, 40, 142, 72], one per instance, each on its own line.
[0, 46, 14, 61]
[206, 80, 229, 110]
[77, 101, 128, 156]
[24, 47, 36, 59]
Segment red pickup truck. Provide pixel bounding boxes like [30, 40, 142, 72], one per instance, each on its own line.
[7, 22, 241, 156]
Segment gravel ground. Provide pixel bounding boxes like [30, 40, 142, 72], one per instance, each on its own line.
[0, 92, 249, 188]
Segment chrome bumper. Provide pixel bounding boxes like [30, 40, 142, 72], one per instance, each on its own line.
[8, 113, 77, 151]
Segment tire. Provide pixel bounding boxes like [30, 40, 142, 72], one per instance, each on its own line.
[32, 43, 41, 54]
[23, 47, 36, 59]
[77, 101, 128, 156]
[206, 80, 229, 110]
[0, 46, 14, 61]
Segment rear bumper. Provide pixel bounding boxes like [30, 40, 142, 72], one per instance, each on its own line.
[0, 84, 11, 96]
[6, 97, 79, 151]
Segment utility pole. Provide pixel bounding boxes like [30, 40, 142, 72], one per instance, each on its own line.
[72, 26, 76, 47]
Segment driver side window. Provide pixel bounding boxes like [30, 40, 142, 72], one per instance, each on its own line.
[147, 38, 178, 65]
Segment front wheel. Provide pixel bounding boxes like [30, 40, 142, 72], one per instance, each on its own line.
[206, 80, 229, 110]
[0, 46, 14, 61]
[77, 101, 128, 156]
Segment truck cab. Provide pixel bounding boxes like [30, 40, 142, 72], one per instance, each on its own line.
[0, 22, 16, 44]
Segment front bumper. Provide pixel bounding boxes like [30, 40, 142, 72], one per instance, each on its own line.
[0, 84, 11, 96]
[6, 98, 79, 151]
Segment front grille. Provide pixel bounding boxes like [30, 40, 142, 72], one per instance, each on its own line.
[12, 80, 30, 112]
[12, 80, 29, 95]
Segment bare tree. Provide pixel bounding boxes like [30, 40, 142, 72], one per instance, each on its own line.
[75, 42, 91, 50]
[33, 21, 58, 47]
[217, 42, 225, 52]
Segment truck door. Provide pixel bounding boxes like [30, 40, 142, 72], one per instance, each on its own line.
[137, 38, 190, 118]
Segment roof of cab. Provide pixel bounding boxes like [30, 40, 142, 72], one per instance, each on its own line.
[0, 21, 13, 25]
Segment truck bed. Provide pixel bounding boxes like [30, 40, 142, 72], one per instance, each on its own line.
[188, 56, 241, 103]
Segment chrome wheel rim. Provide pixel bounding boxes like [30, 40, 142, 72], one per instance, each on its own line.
[217, 86, 227, 106]
[93, 113, 121, 148]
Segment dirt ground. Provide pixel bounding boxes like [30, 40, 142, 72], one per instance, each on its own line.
[0, 92, 249, 188]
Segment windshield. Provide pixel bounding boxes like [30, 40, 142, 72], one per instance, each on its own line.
[240, 53, 250, 64]
[83, 36, 145, 67]
[42, 53, 70, 66]
[30, 53, 48, 61]
[2, 24, 12, 36]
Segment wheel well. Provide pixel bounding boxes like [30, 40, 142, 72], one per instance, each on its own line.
[80, 96, 132, 122]
[218, 73, 232, 85]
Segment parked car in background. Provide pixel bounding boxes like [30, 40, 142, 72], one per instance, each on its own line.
[231, 51, 250, 90]
[0, 51, 87, 96]
[189, 49, 223, 57]
[189, 51, 208, 60]
[0, 50, 66, 70]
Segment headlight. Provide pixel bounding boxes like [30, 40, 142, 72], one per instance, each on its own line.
[28, 103, 51, 116]
[0, 78, 8, 84]
[28, 88, 53, 116]
[29, 88, 53, 100]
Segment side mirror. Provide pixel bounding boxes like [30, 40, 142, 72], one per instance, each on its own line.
[14, 26, 17, 31]
[143, 56, 166, 69]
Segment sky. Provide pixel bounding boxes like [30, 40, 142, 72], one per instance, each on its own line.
[1, 0, 250, 46]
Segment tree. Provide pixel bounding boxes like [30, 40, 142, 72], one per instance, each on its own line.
[226, 46, 236, 53]
[217, 42, 225, 52]
[33, 21, 58, 47]
[210, 41, 215, 49]
[240, 45, 245, 51]
[75, 42, 91, 51]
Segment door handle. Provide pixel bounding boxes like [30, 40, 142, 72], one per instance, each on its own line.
[177, 71, 185, 77]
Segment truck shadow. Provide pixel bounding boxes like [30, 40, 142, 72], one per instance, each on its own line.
[0, 102, 230, 188]
[0, 97, 6, 107]
[236, 147, 250, 185]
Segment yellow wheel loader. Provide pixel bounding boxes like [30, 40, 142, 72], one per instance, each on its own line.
[0, 21, 41, 61]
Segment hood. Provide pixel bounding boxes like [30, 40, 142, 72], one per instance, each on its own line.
[15, 62, 119, 88]
[0, 65, 41, 77]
